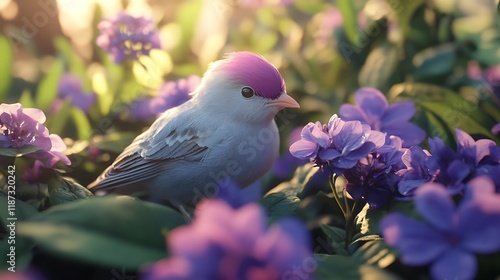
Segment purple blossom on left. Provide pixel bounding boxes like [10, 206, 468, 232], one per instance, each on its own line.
[0, 103, 71, 167]
[96, 12, 161, 64]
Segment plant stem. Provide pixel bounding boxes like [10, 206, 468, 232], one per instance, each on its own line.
[329, 174, 346, 218]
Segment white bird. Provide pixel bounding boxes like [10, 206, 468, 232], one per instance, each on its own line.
[87, 52, 299, 214]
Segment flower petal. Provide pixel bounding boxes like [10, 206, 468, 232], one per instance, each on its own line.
[354, 87, 388, 119]
[414, 183, 455, 231]
[318, 148, 341, 160]
[380, 213, 448, 266]
[430, 248, 476, 280]
[382, 101, 416, 124]
[289, 140, 318, 159]
[338, 104, 368, 123]
[383, 123, 426, 147]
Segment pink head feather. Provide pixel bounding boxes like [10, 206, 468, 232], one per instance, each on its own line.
[215, 52, 286, 100]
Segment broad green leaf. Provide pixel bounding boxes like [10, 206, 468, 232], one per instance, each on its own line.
[16, 196, 185, 270]
[71, 108, 92, 140]
[0, 192, 39, 230]
[424, 110, 456, 147]
[355, 201, 416, 238]
[359, 42, 398, 90]
[0, 35, 12, 100]
[54, 37, 87, 79]
[0, 145, 44, 157]
[19, 89, 35, 108]
[260, 192, 300, 221]
[319, 224, 349, 256]
[389, 83, 496, 139]
[0, 192, 38, 270]
[314, 254, 401, 279]
[266, 164, 318, 197]
[413, 43, 457, 80]
[92, 132, 137, 153]
[35, 59, 64, 111]
[172, 0, 203, 58]
[388, 0, 424, 35]
[48, 177, 93, 206]
[351, 240, 397, 269]
[45, 100, 72, 137]
[293, 0, 326, 14]
[337, 0, 358, 46]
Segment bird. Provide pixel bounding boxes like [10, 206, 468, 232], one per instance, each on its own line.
[87, 52, 300, 216]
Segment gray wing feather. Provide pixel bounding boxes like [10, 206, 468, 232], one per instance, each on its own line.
[88, 110, 208, 192]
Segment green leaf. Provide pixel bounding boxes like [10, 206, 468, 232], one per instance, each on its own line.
[92, 132, 137, 153]
[0, 35, 12, 100]
[315, 254, 401, 279]
[337, 0, 358, 46]
[319, 224, 349, 256]
[45, 100, 72, 137]
[265, 164, 317, 197]
[35, 59, 64, 111]
[48, 177, 93, 206]
[0, 193, 38, 270]
[351, 240, 397, 269]
[0, 192, 39, 230]
[19, 89, 35, 108]
[359, 42, 398, 90]
[16, 196, 185, 270]
[355, 201, 416, 238]
[293, 0, 326, 14]
[54, 37, 87, 78]
[0, 145, 44, 157]
[413, 43, 457, 80]
[260, 192, 300, 221]
[71, 108, 92, 140]
[389, 83, 496, 139]
[388, 0, 424, 35]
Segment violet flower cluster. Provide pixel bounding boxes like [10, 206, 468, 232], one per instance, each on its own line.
[96, 12, 161, 64]
[380, 177, 500, 280]
[290, 87, 500, 209]
[53, 74, 96, 113]
[130, 75, 200, 121]
[0, 103, 70, 167]
[144, 183, 313, 280]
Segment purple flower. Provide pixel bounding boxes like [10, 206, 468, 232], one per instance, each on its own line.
[54, 74, 96, 113]
[96, 12, 161, 64]
[215, 181, 257, 209]
[339, 87, 426, 147]
[396, 146, 433, 196]
[0, 103, 70, 166]
[143, 199, 313, 280]
[467, 61, 500, 104]
[129, 76, 200, 121]
[344, 136, 406, 208]
[492, 123, 500, 134]
[22, 160, 46, 184]
[289, 114, 385, 175]
[150, 75, 200, 115]
[272, 127, 308, 178]
[129, 96, 154, 121]
[380, 177, 500, 280]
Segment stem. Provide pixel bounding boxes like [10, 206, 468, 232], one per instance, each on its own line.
[329, 174, 346, 218]
[344, 200, 366, 249]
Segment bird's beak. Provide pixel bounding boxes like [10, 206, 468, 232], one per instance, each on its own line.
[267, 92, 300, 108]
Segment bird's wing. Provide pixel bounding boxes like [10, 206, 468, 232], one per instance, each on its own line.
[88, 108, 209, 192]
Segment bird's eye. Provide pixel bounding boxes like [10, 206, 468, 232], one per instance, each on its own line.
[241, 86, 255, 98]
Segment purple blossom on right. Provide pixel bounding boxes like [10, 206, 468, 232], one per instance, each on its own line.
[54, 74, 96, 113]
[96, 12, 161, 64]
[380, 177, 500, 280]
[339, 87, 426, 147]
[289, 114, 385, 175]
